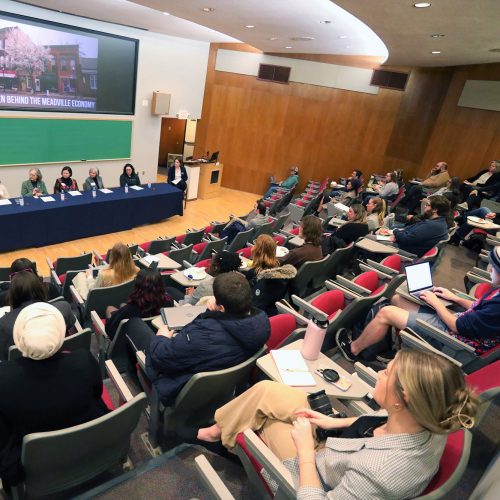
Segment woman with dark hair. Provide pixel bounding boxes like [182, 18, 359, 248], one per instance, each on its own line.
[20, 168, 48, 197]
[119, 163, 141, 187]
[104, 268, 174, 339]
[0, 258, 60, 307]
[167, 158, 188, 192]
[168, 251, 242, 305]
[279, 215, 323, 269]
[54, 166, 78, 193]
[0, 271, 75, 360]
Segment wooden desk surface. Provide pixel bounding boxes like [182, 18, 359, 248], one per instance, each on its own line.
[355, 237, 398, 254]
[256, 340, 368, 400]
[467, 216, 500, 230]
[289, 236, 305, 247]
[170, 270, 212, 287]
[140, 253, 182, 270]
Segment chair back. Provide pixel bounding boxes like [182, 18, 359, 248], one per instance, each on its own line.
[253, 222, 275, 240]
[267, 314, 297, 351]
[55, 253, 93, 276]
[84, 279, 136, 324]
[196, 238, 227, 262]
[310, 290, 345, 319]
[19, 393, 147, 498]
[227, 228, 254, 252]
[149, 237, 175, 254]
[290, 254, 330, 297]
[163, 347, 266, 434]
[61, 269, 87, 300]
[8, 328, 92, 361]
[272, 212, 290, 232]
[168, 244, 194, 264]
[183, 229, 205, 246]
[312, 244, 354, 289]
[0, 267, 10, 281]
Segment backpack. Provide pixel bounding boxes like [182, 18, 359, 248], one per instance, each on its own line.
[462, 230, 487, 253]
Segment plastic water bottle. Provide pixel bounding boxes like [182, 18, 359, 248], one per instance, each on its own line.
[301, 318, 328, 361]
[19, 197, 24, 207]
[125, 184, 129, 194]
[92, 188, 96, 198]
[148, 182, 151, 189]
[61, 192, 65, 201]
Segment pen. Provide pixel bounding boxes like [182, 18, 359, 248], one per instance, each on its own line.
[283, 368, 310, 373]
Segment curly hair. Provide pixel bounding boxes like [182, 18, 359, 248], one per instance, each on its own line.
[128, 268, 170, 317]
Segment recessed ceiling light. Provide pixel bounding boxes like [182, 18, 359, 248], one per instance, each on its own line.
[338, 35, 348, 39]
[268, 37, 279, 41]
[290, 36, 315, 41]
[245, 25, 255, 28]
[319, 20, 332, 24]
[345, 45, 351, 49]
[413, 2, 431, 7]
[162, 12, 170, 16]
[201, 7, 215, 12]
[285, 46, 293, 49]
[430, 33, 445, 38]
[431, 50, 441, 54]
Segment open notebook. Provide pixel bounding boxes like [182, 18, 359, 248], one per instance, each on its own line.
[270, 350, 316, 386]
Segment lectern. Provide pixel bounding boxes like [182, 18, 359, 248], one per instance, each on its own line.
[198, 162, 224, 199]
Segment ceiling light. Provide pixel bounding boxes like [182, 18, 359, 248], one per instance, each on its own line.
[431, 50, 441, 54]
[268, 37, 279, 41]
[338, 35, 348, 39]
[201, 7, 215, 12]
[245, 25, 255, 28]
[162, 12, 170, 16]
[413, 2, 431, 7]
[290, 36, 315, 41]
[430, 33, 445, 38]
[319, 20, 332, 24]
[345, 45, 351, 49]
[285, 46, 293, 49]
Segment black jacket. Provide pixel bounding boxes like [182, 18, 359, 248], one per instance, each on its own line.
[322, 222, 369, 255]
[167, 166, 188, 191]
[467, 170, 500, 188]
[146, 308, 270, 405]
[120, 173, 141, 187]
[246, 265, 297, 316]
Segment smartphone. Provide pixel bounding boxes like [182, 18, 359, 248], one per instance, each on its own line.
[316, 368, 352, 392]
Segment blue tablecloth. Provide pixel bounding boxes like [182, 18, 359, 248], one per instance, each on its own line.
[0, 183, 183, 253]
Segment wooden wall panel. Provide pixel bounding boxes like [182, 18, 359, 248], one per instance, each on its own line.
[195, 44, 499, 195]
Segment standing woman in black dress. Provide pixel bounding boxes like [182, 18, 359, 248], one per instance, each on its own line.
[167, 158, 188, 192]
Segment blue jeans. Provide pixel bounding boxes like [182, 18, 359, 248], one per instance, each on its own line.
[264, 183, 279, 199]
[457, 207, 492, 239]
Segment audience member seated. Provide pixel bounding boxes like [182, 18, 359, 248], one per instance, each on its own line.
[82, 167, 104, 191]
[105, 268, 173, 339]
[264, 166, 299, 198]
[367, 171, 399, 200]
[72, 242, 139, 300]
[322, 204, 369, 255]
[402, 161, 450, 213]
[366, 197, 387, 232]
[0, 179, 9, 199]
[460, 160, 500, 202]
[167, 158, 188, 192]
[337, 246, 500, 361]
[331, 170, 363, 194]
[451, 206, 499, 245]
[0, 258, 60, 307]
[319, 178, 362, 214]
[167, 251, 241, 306]
[20, 168, 48, 197]
[53, 166, 79, 194]
[198, 350, 477, 499]
[220, 200, 269, 243]
[0, 303, 109, 488]
[389, 195, 450, 256]
[119, 163, 141, 187]
[279, 215, 323, 269]
[128, 272, 270, 405]
[0, 272, 75, 360]
[243, 235, 297, 316]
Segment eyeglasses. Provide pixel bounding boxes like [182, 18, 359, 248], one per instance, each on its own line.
[9, 267, 35, 280]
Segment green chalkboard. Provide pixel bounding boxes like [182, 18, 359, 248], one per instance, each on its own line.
[0, 117, 132, 166]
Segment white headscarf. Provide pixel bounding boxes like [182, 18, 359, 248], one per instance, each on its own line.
[13, 302, 66, 360]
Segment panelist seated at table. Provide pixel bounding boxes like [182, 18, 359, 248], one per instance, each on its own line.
[105, 268, 174, 340]
[120, 163, 141, 187]
[53, 166, 79, 194]
[167, 158, 188, 192]
[82, 167, 105, 191]
[337, 247, 500, 362]
[0, 179, 9, 199]
[72, 242, 139, 300]
[20, 168, 48, 197]
[127, 272, 270, 405]
[197, 350, 477, 500]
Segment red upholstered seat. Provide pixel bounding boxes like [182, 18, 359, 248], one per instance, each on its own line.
[162, 251, 169, 256]
[264, 201, 271, 207]
[195, 258, 211, 268]
[472, 228, 488, 236]
[290, 227, 300, 235]
[295, 200, 305, 207]
[422, 247, 438, 258]
[101, 385, 116, 411]
[139, 242, 151, 252]
[380, 254, 401, 272]
[311, 290, 345, 320]
[371, 284, 386, 296]
[353, 271, 379, 292]
[192, 242, 207, 254]
[176, 234, 186, 244]
[270, 195, 280, 200]
[237, 247, 253, 259]
[204, 225, 213, 234]
[59, 274, 66, 284]
[466, 360, 500, 393]
[474, 282, 493, 299]
[273, 235, 285, 246]
[267, 314, 297, 351]
[421, 430, 465, 495]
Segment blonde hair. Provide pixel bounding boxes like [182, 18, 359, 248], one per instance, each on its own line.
[370, 197, 387, 227]
[251, 235, 279, 274]
[393, 350, 478, 434]
[349, 204, 367, 223]
[105, 243, 138, 285]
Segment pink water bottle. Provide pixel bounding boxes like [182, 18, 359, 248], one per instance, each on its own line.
[301, 319, 328, 361]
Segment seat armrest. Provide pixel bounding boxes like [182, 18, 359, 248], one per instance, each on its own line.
[324, 280, 362, 300]
[69, 285, 84, 305]
[466, 271, 492, 285]
[195, 455, 235, 500]
[397, 249, 417, 260]
[73, 318, 83, 333]
[471, 267, 491, 279]
[358, 263, 393, 281]
[275, 301, 309, 326]
[50, 269, 62, 287]
[46, 256, 54, 270]
[182, 260, 193, 269]
[290, 295, 329, 322]
[414, 320, 475, 353]
[365, 259, 399, 275]
[400, 329, 462, 366]
[354, 362, 378, 387]
[91, 310, 109, 340]
[136, 350, 146, 371]
[451, 288, 475, 301]
[92, 249, 104, 265]
[105, 359, 134, 403]
[335, 275, 372, 295]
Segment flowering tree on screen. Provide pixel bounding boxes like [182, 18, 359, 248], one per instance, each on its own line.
[4, 27, 50, 91]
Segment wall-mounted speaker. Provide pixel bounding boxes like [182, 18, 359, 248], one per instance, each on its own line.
[151, 91, 171, 115]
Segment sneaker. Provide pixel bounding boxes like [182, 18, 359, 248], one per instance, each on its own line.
[335, 328, 358, 362]
[457, 202, 469, 210]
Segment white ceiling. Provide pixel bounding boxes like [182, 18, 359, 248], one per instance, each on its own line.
[14, 0, 500, 67]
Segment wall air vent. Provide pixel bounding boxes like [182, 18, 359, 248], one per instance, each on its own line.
[371, 69, 409, 91]
[257, 64, 291, 84]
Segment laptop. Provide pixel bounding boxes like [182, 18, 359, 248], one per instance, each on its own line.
[404, 262, 452, 307]
[160, 305, 207, 330]
[209, 151, 219, 162]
